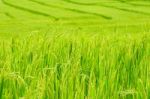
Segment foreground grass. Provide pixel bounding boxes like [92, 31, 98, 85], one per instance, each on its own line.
[0, 33, 150, 99]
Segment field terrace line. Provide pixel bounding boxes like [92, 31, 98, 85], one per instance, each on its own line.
[4, 12, 14, 19]
[62, 0, 150, 16]
[117, 0, 150, 7]
[1, 0, 59, 20]
[0, 12, 14, 19]
[28, 0, 112, 20]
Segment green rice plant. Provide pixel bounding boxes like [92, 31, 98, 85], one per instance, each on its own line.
[0, 33, 150, 99]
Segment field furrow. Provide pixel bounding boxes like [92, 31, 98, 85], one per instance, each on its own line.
[63, 0, 150, 17]
[117, 0, 150, 7]
[28, 0, 112, 20]
[2, 0, 58, 20]
[0, 12, 14, 19]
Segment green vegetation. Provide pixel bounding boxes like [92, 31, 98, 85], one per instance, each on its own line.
[0, 0, 150, 99]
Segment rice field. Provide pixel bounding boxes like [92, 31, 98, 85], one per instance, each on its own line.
[0, 0, 150, 99]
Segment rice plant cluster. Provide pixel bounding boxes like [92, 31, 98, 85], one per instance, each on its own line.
[0, 33, 150, 99]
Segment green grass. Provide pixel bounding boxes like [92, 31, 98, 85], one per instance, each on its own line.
[0, 0, 150, 99]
